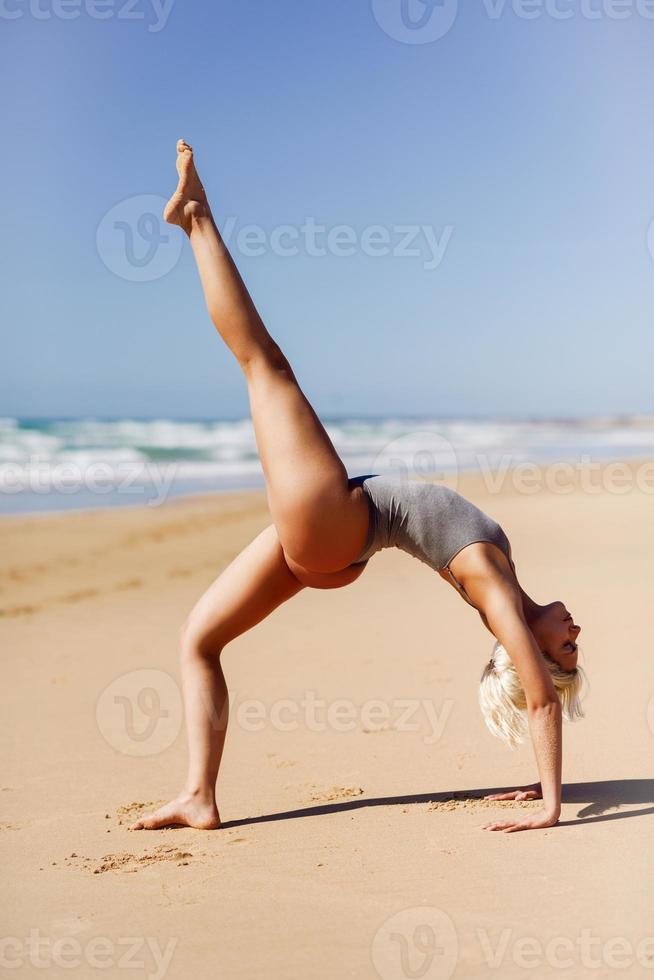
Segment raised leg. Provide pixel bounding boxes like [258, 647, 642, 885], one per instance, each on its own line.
[164, 140, 370, 573]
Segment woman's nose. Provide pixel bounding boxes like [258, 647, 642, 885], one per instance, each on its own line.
[572, 624, 581, 637]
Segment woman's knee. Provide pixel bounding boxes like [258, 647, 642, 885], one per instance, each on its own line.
[179, 616, 224, 661]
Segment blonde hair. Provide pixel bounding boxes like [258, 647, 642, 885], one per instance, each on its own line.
[479, 641, 586, 747]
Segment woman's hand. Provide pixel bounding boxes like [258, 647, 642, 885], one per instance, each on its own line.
[481, 783, 557, 832]
[481, 807, 560, 833]
[483, 783, 542, 802]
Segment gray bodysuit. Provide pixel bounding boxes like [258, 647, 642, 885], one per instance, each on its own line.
[352, 476, 512, 600]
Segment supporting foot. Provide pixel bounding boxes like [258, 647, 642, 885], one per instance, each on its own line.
[129, 791, 220, 831]
[163, 139, 210, 235]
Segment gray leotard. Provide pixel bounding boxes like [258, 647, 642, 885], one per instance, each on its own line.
[352, 476, 512, 583]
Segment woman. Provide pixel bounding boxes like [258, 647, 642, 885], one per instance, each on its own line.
[131, 141, 585, 835]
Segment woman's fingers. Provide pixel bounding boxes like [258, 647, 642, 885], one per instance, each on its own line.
[481, 808, 558, 833]
[482, 820, 530, 832]
[481, 787, 548, 831]
[483, 789, 540, 801]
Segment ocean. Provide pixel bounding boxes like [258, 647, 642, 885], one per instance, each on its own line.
[2, 415, 654, 515]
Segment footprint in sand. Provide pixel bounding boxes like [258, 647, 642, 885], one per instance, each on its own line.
[67, 844, 195, 875]
[59, 588, 100, 604]
[308, 786, 364, 803]
[0, 604, 41, 618]
[427, 798, 540, 811]
[115, 579, 143, 591]
[115, 801, 164, 825]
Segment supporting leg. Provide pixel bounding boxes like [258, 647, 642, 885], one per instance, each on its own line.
[131, 525, 304, 830]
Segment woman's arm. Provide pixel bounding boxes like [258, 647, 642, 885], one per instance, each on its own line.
[472, 580, 563, 832]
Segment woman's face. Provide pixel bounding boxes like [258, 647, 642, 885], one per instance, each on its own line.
[531, 601, 581, 669]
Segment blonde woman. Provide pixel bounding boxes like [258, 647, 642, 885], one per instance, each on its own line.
[131, 141, 585, 835]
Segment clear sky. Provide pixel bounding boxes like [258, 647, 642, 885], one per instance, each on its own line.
[2, 0, 654, 419]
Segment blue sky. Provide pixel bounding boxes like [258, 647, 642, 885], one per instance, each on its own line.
[2, 0, 654, 419]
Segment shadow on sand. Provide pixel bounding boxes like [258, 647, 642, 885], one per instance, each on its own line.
[220, 779, 654, 831]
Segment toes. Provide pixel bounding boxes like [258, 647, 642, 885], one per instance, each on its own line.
[177, 138, 192, 154]
[139, 818, 162, 829]
[129, 812, 170, 830]
[129, 815, 158, 830]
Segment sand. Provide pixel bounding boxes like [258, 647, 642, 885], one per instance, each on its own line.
[1, 467, 653, 979]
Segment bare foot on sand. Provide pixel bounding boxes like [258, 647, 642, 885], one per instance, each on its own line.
[163, 139, 210, 235]
[129, 791, 220, 831]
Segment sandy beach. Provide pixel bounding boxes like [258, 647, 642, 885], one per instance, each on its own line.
[2, 467, 653, 979]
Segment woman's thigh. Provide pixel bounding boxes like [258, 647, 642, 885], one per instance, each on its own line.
[183, 524, 305, 654]
[246, 363, 371, 572]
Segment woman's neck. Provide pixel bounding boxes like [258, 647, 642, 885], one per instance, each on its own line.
[520, 590, 544, 626]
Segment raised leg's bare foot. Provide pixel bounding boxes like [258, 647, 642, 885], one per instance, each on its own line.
[163, 139, 210, 235]
[129, 791, 220, 831]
